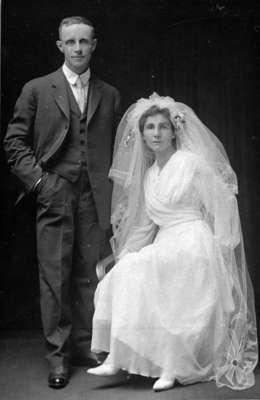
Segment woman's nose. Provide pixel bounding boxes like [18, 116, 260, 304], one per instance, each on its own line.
[154, 127, 160, 137]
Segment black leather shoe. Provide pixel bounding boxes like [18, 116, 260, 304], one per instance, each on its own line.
[48, 366, 69, 389]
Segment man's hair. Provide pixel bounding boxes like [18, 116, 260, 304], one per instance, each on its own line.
[139, 105, 175, 133]
[58, 16, 96, 39]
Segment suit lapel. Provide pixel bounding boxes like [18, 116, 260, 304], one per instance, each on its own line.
[50, 70, 103, 122]
[51, 69, 70, 120]
[87, 77, 102, 125]
[66, 84, 82, 117]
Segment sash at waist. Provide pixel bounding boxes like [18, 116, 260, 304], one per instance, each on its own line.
[158, 208, 203, 229]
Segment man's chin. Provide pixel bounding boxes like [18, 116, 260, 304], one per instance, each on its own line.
[69, 62, 89, 74]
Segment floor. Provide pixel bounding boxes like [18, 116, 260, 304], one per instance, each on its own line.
[0, 331, 259, 400]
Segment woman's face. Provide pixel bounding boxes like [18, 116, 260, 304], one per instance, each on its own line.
[142, 113, 175, 156]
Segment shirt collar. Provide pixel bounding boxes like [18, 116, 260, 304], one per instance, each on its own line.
[62, 63, 91, 86]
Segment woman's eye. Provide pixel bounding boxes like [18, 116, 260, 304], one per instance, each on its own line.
[145, 124, 154, 129]
[160, 124, 170, 129]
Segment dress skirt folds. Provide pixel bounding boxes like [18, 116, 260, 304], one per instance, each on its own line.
[91, 150, 257, 389]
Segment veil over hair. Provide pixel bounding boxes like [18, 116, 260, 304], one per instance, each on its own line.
[109, 93, 237, 255]
[109, 93, 258, 390]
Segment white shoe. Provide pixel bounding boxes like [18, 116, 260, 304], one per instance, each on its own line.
[153, 378, 175, 392]
[87, 364, 120, 376]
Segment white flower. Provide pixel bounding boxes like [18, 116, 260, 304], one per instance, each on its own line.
[218, 326, 257, 388]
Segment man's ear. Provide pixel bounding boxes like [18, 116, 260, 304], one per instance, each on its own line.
[91, 38, 97, 53]
[56, 40, 64, 53]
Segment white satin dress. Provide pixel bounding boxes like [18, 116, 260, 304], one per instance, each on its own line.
[91, 150, 238, 384]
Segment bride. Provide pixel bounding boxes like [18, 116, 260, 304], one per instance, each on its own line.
[87, 93, 258, 392]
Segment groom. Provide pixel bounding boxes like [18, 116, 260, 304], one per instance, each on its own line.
[4, 16, 121, 388]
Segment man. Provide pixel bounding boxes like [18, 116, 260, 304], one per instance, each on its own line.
[4, 16, 121, 389]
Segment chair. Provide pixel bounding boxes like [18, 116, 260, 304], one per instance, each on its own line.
[96, 253, 115, 281]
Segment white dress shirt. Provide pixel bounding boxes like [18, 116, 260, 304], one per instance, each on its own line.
[62, 63, 90, 112]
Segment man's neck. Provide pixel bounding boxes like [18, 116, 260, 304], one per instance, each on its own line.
[64, 63, 89, 76]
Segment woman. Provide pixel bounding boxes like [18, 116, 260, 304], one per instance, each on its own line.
[87, 94, 258, 392]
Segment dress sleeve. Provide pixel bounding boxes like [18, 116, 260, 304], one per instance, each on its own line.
[196, 156, 240, 248]
[118, 209, 157, 259]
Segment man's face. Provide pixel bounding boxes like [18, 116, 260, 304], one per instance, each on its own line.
[56, 23, 97, 74]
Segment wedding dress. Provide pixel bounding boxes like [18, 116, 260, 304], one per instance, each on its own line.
[90, 94, 257, 390]
[91, 149, 257, 388]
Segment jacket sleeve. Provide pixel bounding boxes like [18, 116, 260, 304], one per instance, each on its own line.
[4, 82, 43, 192]
[113, 88, 122, 137]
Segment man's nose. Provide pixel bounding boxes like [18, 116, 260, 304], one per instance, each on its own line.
[74, 42, 82, 52]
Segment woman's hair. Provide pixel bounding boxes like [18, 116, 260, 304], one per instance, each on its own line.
[138, 105, 175, 134]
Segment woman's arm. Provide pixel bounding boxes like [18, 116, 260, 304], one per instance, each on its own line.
[118, 210, 157, 258]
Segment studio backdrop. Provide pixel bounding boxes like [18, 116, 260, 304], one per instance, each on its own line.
[1, 1, 259, 334]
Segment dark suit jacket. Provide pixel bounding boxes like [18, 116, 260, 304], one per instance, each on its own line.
[4, 68, 121, 229]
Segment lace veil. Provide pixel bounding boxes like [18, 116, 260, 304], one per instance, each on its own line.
[109, 93, 258, 390]
[110, 93, 238, 254]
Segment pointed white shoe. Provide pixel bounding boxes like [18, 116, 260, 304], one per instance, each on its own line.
[87, 364, 120, 376]
[153, 378, 175, 392]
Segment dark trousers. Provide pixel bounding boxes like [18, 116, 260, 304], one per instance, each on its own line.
[36, 170, 105, 368]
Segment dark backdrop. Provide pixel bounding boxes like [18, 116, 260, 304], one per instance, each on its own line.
[1, 1, 260, 335]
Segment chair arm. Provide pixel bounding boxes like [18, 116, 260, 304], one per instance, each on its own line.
[96, 253, 115, 281]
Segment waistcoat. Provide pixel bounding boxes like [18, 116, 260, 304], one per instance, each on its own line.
[49, 80, 89, 182]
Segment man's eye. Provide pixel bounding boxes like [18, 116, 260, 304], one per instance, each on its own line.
[80, 39, 90, 45]
[66, 40, 75, 45]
